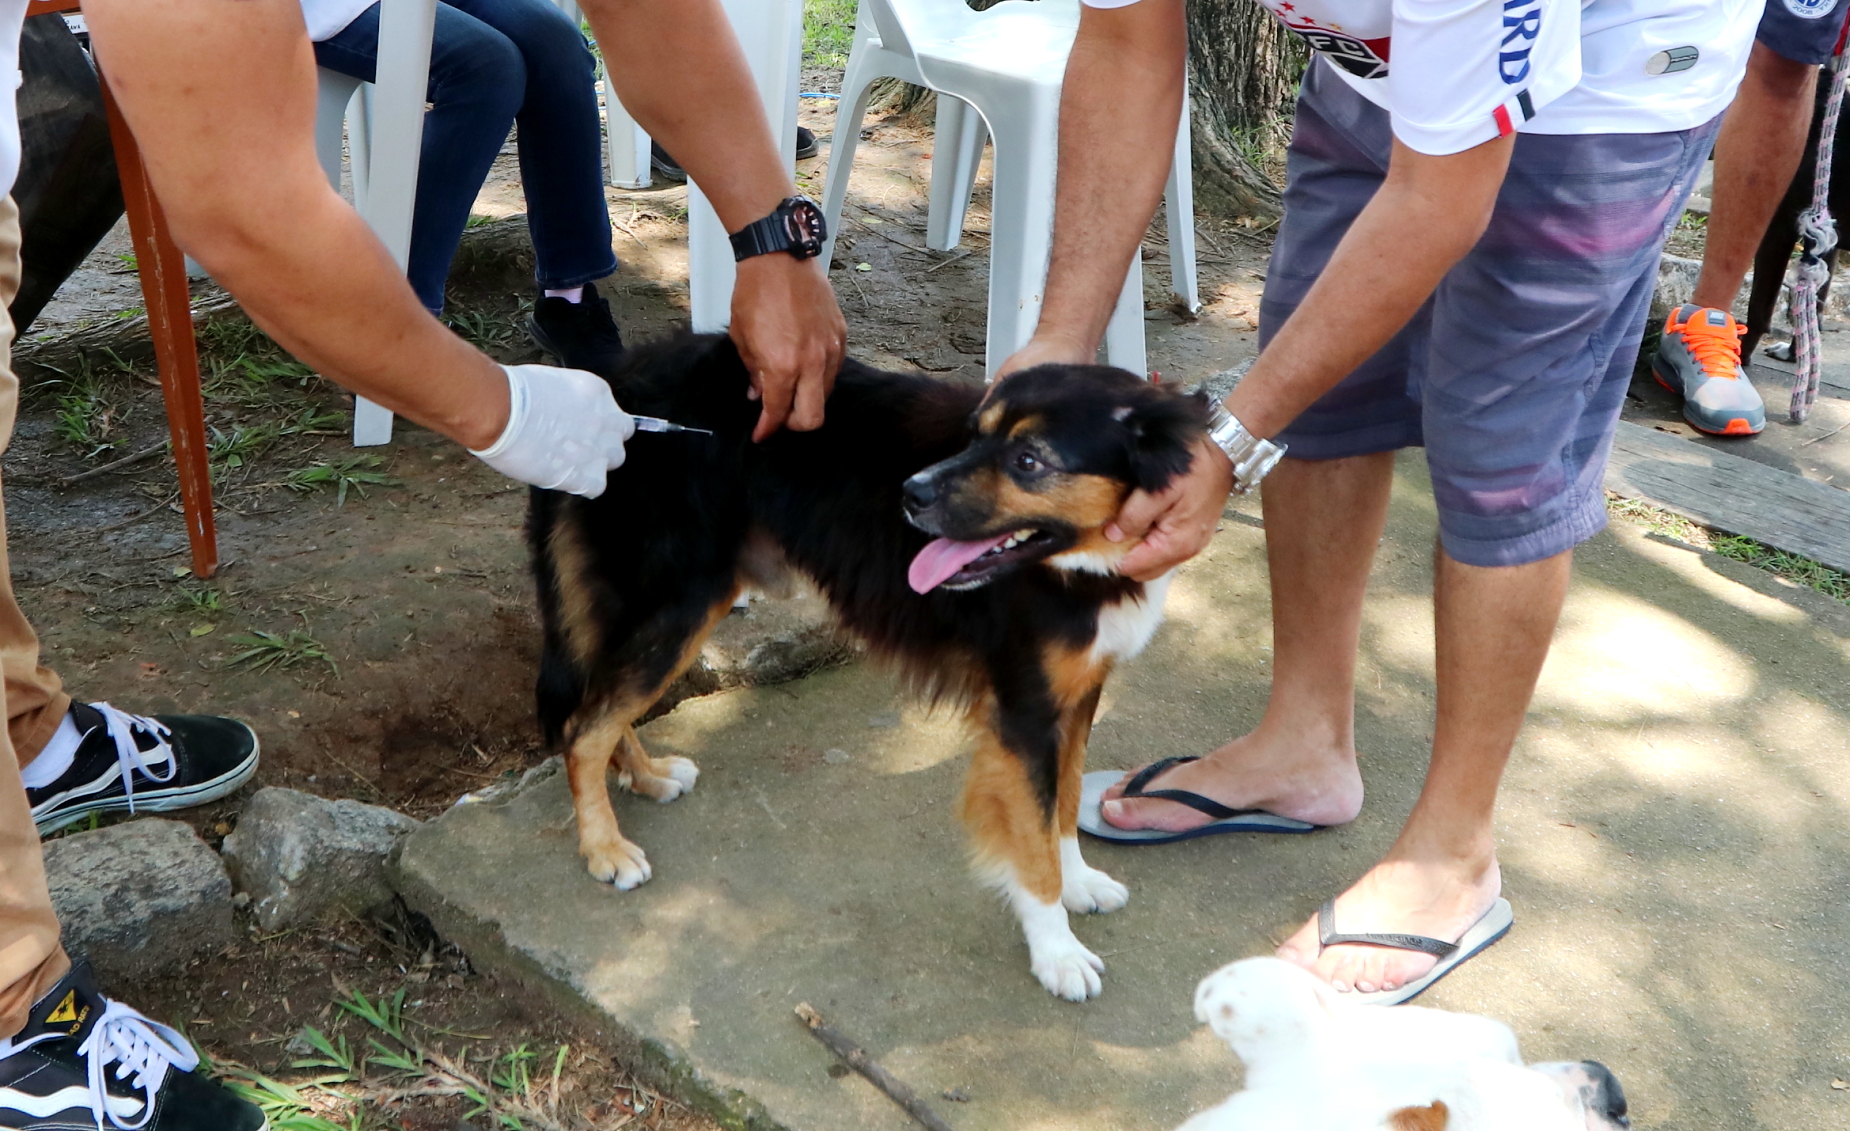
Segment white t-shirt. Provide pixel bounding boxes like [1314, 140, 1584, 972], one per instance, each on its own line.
[0, 0, 27, 199]
[1082, 0, 1760, 155]
[299, 0, 376, 42]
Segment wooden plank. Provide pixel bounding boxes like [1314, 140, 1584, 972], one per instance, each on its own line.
[1606, 420, 1850, 574]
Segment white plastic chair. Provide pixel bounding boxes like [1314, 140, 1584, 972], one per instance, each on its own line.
[819, 0, 1200, 377]
[550, 0, 652, 189]
[686, 0, 805, 332]
[312, 0, 435, 446]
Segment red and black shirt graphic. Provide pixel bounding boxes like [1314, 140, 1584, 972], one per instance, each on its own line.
[1271, 5, 1390, 79]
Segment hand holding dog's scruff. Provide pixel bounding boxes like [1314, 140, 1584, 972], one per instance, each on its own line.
[996, 338, 1238, 582]
[731, 241, 847, 442]
[1108, 436, 1234, 580]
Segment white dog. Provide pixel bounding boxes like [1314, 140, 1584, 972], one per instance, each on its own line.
[1177, 958, 1629, 1131]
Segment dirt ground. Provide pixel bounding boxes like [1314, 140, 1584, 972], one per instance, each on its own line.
[6, 92, 1275, 1129]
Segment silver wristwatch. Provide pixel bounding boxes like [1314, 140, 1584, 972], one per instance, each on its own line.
[1204, 402, 1287, 495]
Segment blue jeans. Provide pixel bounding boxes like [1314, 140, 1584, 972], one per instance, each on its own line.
[316, 0, 616, 313]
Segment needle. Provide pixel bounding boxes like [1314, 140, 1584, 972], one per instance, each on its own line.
[631, 415, 713, 436]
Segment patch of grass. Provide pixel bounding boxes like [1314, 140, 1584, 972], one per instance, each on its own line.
[465, 213, 497, 229]
[804, 0, 857, 70]
[170, 584, 225, 615]
[1710, 534, 1850, 602]
[1677, 209, 1708, 232]
[287, 455, 396, 506]
[1606, 494, 1706, 544]
[443, 304, 532, 352]
[1605, 492, 1850, 606]
[43, 357, 127, 458]
[225, 626, 337, 676]
[213, 986, 656, 1131]
[209, 421, 285, 476]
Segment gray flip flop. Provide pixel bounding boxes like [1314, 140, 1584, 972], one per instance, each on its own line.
[1320, 896, 1515, 1006]
[1077, 757, 1322, 844]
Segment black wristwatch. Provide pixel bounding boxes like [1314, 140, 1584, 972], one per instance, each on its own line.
[730, 195, 827, 262]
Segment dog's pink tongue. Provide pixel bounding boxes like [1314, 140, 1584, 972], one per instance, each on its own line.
[908, 533, 1011, 594]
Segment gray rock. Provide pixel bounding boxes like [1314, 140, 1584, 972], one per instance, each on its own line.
[655, 591, 856, 715]
[221, 787, 421, 930]
[696, 591, 854, 688]
[42, 819, 235, 981]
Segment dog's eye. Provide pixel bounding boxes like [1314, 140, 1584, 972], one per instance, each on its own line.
[1014, 451, 1041, 473]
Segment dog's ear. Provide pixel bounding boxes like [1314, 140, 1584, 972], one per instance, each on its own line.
[1387, 1101, 1449, 1131]
[1119, 388, 1211, 494]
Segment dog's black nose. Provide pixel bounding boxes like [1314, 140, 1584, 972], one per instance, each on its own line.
[1581, 1061, 1628, 1129]
[902, 474, 938, 512]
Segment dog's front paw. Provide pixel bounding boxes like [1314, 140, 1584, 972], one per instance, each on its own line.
[1059, 837, 1128, 914]
[624, 756, 700, 803]
[1062, 864, 1129, 914]
[583, 834, 653, 890]
[1031, 936, 1106, 1001]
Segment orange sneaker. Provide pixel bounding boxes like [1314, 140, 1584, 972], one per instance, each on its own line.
[1651, 305, 1765, 436]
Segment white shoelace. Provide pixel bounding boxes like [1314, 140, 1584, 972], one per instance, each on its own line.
[87, 703, 175, 815]
[75, 1000, 198, 1130]
[7, 998, 198, 1130]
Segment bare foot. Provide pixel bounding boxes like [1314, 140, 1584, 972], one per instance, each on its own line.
[1099, 724, 1363, 833]
[1276, 850, 1501, 994]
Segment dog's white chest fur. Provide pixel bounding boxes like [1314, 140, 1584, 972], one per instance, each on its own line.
[1091, 571, 1172, 663]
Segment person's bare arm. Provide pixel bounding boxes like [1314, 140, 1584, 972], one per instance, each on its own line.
[997, 0, 1186, 375]
[583, 0, 846, 441]
[1112, 133, 1516, 579]
[84, 0, 509, 450]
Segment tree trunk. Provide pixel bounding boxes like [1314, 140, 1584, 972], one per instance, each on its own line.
[1186, 0, 1306, 219]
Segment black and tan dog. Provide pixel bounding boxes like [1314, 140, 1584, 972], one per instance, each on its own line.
[529, 333, 1207, 1000]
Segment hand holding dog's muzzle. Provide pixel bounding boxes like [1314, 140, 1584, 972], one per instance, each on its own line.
[469, 363, 637, 498]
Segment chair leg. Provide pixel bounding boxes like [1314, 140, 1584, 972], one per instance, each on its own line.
[977, 90, 1059, 377]
[602, 68, 652, 190]
[818, 54, 884, 268]
[99, 76, 218, 579]
[925, 95, 985, 252]
[1164, 94, 1201, 313]
[1102, 255, 1147, 377]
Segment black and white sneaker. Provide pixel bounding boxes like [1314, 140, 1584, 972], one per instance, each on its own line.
[26, 703, 260, 836]
[650, 126, 817, 184]
[527, 281, 626, 376]
[0, 961, 265, 1129]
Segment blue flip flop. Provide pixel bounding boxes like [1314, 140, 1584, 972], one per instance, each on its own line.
[1077, 756, 1323, 844]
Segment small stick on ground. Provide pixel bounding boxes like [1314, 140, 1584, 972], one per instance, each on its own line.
[58, 442, 167, 487]
[794, 1002, 954, 1131]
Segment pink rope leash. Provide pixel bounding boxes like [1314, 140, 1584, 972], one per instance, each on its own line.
[1791, 50, 1850, 423]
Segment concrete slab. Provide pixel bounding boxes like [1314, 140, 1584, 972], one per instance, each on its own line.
[396, 456, 1850, 1131]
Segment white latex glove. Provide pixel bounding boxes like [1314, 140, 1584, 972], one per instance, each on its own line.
[469, 364, 636, 498]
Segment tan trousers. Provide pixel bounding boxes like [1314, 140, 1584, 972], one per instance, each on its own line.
[0, 193, 76, 1039]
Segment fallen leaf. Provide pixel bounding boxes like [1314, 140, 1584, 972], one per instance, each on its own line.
[1832, 1078, 1847, 1090]
[855, 262, 873, 272]
[189, 624, 215, 637]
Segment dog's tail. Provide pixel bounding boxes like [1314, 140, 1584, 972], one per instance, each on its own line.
[536, 646, 583, 749]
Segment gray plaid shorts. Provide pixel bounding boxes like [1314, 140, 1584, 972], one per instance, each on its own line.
[1263, 60, 1719, 567]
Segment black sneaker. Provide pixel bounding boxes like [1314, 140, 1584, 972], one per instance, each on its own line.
[27, 703, 260, 836]
[651, 127, 817, 184]
[649, 141, 685, 183]
[527, 281, 626, 375]
[0, 961, 265, 1129]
